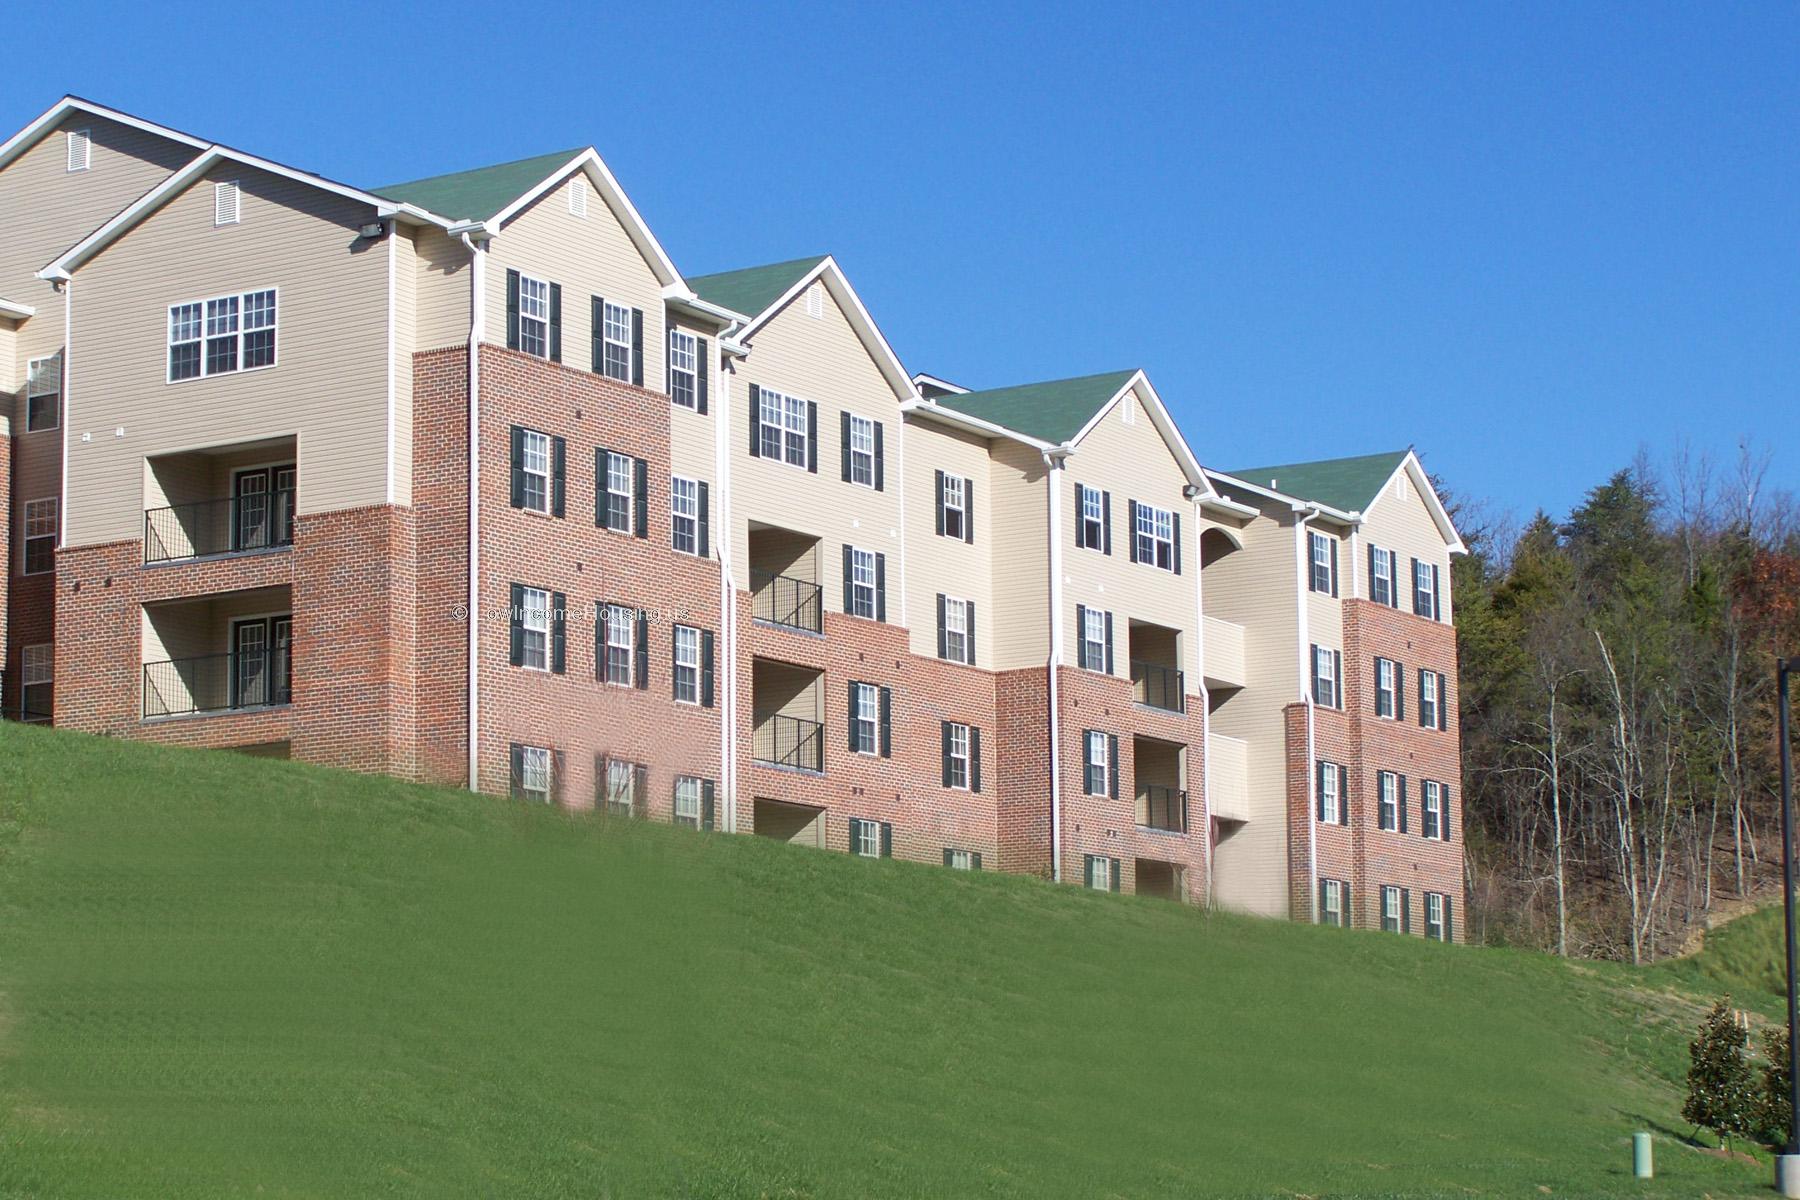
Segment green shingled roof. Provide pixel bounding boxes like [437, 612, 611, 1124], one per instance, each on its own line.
[371, 148, 586, 223]
[687, 256, 828, 319]
[932, 370, 1138, 444]
[1224, 449, 1410, 513]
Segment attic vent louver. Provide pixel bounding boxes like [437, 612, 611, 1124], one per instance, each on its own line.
[67, 129, 91, 172]
[568, 182, 586, 218]
[806, 282, 824, 319]
[214, 181, 240, 227]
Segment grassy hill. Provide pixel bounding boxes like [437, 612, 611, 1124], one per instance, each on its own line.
[0, 722, 1773, 1198]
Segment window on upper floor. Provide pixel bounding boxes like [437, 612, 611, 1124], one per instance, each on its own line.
[671, 476, 701, 556]
[517, 274, 552, 359]
[1374, 656, 1403, 720]
[938, 472, 970, 542]
[668, 329, 698, 408]
[601, 300, 632, 380]
[516, 586, 551, 672]
[937, 594, 973, 664]
[1377, 771, 1407, 833]
[600, 450, 636, 535]
[1083, 729, 1113, 797]
[1369, 545, 1398, 607]
[1076, 484, 1110, 553]
[1309, 530, 1338, 595]
[26, 354, 60, 432]
[754, 387, 812, 469]
[843, 413, 879, 489]
[1079, 606, 1108, 674]
[1316, 760, 1346, 825]
[23, 498, 58, 575]
[1131, 501, 1178, 572]
[601, 603, 637, 687]
[168, 289, 277, 381]
[516, 428, 552, 515]
[66, 129, 91, 172]
[942, 721, 974, 790]
[1310, 644, 1342, 709]
[1413, 557, 1443, 620]
[1418, 669, 1448, 731]
[1422, 779, 1449, 841]
[850, 681, 880, 755]
[847, 547, 879, 620]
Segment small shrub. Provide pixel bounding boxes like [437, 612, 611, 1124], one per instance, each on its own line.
[1684, 998, 1757, 1150]
[1763, 1024, 1794, 1149]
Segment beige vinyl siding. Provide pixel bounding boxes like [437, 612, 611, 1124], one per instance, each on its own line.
[0, 320, 14, 434]
[485, 173, 664, 388]
[901, 418, 992, 663]
[66, 162, 391, 547]
[986, 439, 1049, 670]
[11, 428, 61, 575]
[1201, 495, 1305, 918]
[410, 225, 469, 352]
[1061, 384, 1199, 679]
[1304, 525, 1345, 652]
[390, 228, 416, 504]
[730, 285, 906, 610]
[666, 317, 716, 488]
[1358, 464, 1454, 621]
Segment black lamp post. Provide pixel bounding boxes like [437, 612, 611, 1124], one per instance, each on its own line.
[1779, 656, 1800, 1196]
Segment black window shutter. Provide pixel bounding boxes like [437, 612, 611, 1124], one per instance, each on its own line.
[1315, 761, 1326, 821]
[1432, 565, 1442, 620]
[1402, 889, 1412, 935]
[593, 448, 608, 527]
[1399, 776, 1409, 833]
[509, 583, 525, 666]
[695, 337, 709, 414]
[970, 727, 981, 793]
[1108, 734, 1119, 800]
[747, 384, 761, 456]
[843, 545, 855, 614]
[1368, 544, 1379, 602]
[509, 743, 524, 797]
[590, 296, 603, 373]
[873, 422, 884, 491]
[847, 817, 861, 853]
[1342, 882, 1351, 926]
[1438, 675, 1449, 731]
[1073, 484, 1087, 548]
[964, 477, 975, 544]
[1333, 651, 1343, 708]
[630, 309, 644, 387]
[1101, 491, 1112, 555]
[674, 633, 684, 703]
[700, 630, 715, 708]
[936, 593, 948, 658]
[633, 458, 648, 538]
[839, 411, 852, 482]
[635, 611, 650, 690]
[697, 482, 710, 559]
[940, 722, 953, 787]
[1319, 883, 1328, 924]
[1127, 500, 1139, 562]
[666, 326, 674, 394]
[551, 591, 566, 674]
[875, 554, 887, 622]
[509, 426, 525, 508]
[1172, 510, 1182, 574]
[1103, 611, 1114, 675]
[506, 270, 521, 349]
[847, 684, 860, 751]
[1084, 856, 1096, 888]
[935, 470, 946, 535]
[1340, 772, 1350, 826]
[551, 750, 564, 804]
[878, 686, 891, 758]
[1330, 539, 1339, 596]
[1395, 663, 1405, 721]
[551, 436, 566, 517]
[1109, 858, 1121, 893]
[806, 401, 818, 473]
[1444, 896, 1453, 940]
[944, 848, 955, 867]
[964, 601, 974, 663]
[548, 283, 562, 362]
[880, 822, 892, 858]
[971, 852, 982, 870]
[1075, 604, 1088, 669]
[1417, 669, 1429, 727]
[701, 780, 715, 831]
[593, 603, 605, 681]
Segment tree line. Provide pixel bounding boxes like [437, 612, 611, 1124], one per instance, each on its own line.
[1450, 446, 1800, 962]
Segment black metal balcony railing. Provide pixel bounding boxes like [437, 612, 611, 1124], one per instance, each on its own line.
[1131, 660, 1186, 714]
[753, 713, 824, 772]
[751, 569, 823, 633]
[143, 648, 293, 718]
[144, 489, 295, 564]
[1138, 785, 1188, 833]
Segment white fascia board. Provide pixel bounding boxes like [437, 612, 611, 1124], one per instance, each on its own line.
[0, 298, 35, 320]
[912, 372, 969, 395]
[1065, 370, 1216, 496]
[0, 96, 210, 174]
[899, 398, 1057, 452]
[1205, 468, 1361, 526]
[490, 149, 686, 292]
[1362, 450, 1467, 555]
[737, 256, 918, 404]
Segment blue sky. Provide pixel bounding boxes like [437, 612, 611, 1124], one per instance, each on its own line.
[11, 2, 1796, 524]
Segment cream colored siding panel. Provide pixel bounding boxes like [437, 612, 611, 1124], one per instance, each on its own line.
[11, 431, 61, 574]
[666, 318, 716, 487]
[66, 163, 390, 547]
[986, 439, 1049, 670]
[902, 419, 993, 663]
[486, 174, 664, 387]
[391, 229, 416, 504]
[1359, 467, 1455, 622]
[410, 226, 469, 352]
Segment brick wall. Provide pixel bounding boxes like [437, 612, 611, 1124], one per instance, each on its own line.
[994, 666, 1053, 877]
[411, 347, 472, 787]
[0, 429, 10, 671]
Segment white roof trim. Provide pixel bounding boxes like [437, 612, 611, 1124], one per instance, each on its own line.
[0, 96, 210, 175]
[0, 298, 34, 321]
[1362, 450, 1467, 555]
[737, 256, 917, 403]
[901, 397, 1057, 452]
[1205, 468, 1361, 524]
[912, 372, 968, 395]
[40, 145, 451, 280]
[489, 148, 685, 291]
[1064, 370, 1216, 497]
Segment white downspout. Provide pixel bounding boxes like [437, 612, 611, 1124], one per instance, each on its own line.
[1193, 499, 1213, 906]
[57, 280, 71, 553]
[715, 336, 739, 832]
[1294, 503, 1321, 921]
[1044, 452, 1066, 883]
[462, 232, 487, 793]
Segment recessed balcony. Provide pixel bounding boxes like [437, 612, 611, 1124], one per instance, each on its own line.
[144, 438, 296, 565]
[1134, 735, 1188, 832]
[1128, 620, 1185, 713]
[141, 587, 292, 719]
[752, 657, 824, 772]
[749, 523, 822, 634]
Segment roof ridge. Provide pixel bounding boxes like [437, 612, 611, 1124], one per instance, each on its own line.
[370, 147, 586, 195]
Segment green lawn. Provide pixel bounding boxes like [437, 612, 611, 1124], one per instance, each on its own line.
[0, 722, 1772, 1197]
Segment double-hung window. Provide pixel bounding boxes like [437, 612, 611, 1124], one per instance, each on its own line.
[24, 498, 58, 575]
[945, 722, 971, 790]
[603, 604, 635, 686]
[516, 745, 552, 803]
[853, 818, 884, 859]
[1320, 878, 1347, 927]
[1369, 546, 1397, 607]
[847, 414, 875, 487]
[941, 595, 971, 664]
[1381, 886, 1405, 933]
[1377, 771, 1402, 832]
[1081, 607, 1106, 673]
[671, 476, 700, 555]
[26, 355, 60, 432]
[757, 388, 810, 467]
[1085, 854, 1117, 892]
[668, 329, 698, 408]
[1374, 657, 1400, 719]
[518, 429, 551, 514]
[602, 451, 634, 534]
[945, 849, 978, 871]
[1422, 780, 1445, 840]
[21, 644, 52, 722]
[1134, 502, 1176, 570]
[1414, 558, 1439, 619]
[674, 776, 706, 829]
[1425, 892, 1449, 941]
[1309, 531, 1337, 594]
[601, 300, 632, 380]
[517, 275, 550, 359]
[850, 682, 879, 754]
[1311, 645, 1342, 709]
[941, 474, 967, 540]
[848, 548, 878, 620]
[672, 625, 701, 704]
[168, 289, 277, 381]
[1317, 761, 1344, 824]
[517, 586, 551, 671]
[1085, 730, 1109, 797]
[1078, 485, 1107, 551]
[1419, 669, 1447, 731]
[602, 758, 640, 816]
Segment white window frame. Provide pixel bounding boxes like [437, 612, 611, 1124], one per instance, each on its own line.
[943, 595, 971, 664]
[1422, 780, 1444, 840]
[1375, 657, 1398, 719]
[850, 682, 879, 754]
[604, 604, 635, 686]
[1377, 771, 1399, 832]
[674, 776, 703, 828]
[1314, 646, 1340, 709]
[1370, 546, 1396, 606]
[1321, 878, 1343, 926]
[850, 547, 878, 620]
[673, 624, 701, 705]
[669, 328, 697, 408]
[1081, 607, 1106, 673]
[853, 818, 882, 858]
[946, 722, 971, 790]
[1421, 670, 1441, 729]
[519, 586, 551, 672]
[1309, 531, 1334, 594]
[671, 476, 700, 555]
[517, 274, 550, 359]
[1319, 762, 1342, 824]
[1426, 892, 1446, 940]
[1415, 558, 1437, 618]
[757, 388, 809, 467]
[519, 745, 552, 803]
[22, 498, 58, 575]
[167, 288, 278, 382]
[519, 429, 551, 514]
[21, 643, 53, 721]
[1382, 885, 1402, 933]
[1085, 730, 1108, 796]
[1088, 855, 1112, 892]
[941, 474, 966, 539]
[604, 758, 638, 816]
[1079, 485, 1104, 549]
[26, 354, 61, 433]
[847, 414, 876, 487]
[1135, 503, 1175, 570]
[602, 300, 632, 381]
[947, 848, 976, 871]
[603, 451, 634, 534]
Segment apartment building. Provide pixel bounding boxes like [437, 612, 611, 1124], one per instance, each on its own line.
[0, 96, 1465, 938]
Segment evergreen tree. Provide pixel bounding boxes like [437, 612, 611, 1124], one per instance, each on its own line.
[1684, 999, 1757, 1149]
[1762, 1025, 1793, 1149]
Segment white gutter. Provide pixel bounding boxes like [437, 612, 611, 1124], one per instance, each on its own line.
[1293, 502, 1322, 921]
[462, 230, 488, 792]
[1044, 450, 1068, 882]
[0, 298, 34, 320]
[899, 398, 1058, 453]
